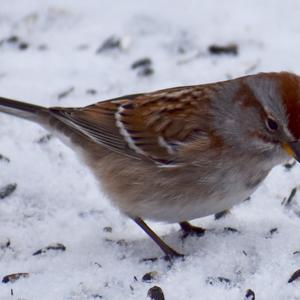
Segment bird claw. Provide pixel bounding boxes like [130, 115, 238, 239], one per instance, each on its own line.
[180, 222, 206, 239]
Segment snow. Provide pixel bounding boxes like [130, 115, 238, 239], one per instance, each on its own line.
[1, 0, 300, 299]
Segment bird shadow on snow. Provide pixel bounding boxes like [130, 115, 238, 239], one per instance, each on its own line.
[103, 219, 252, 264]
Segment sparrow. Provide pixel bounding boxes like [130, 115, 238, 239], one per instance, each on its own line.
[0, 71, 300, 260]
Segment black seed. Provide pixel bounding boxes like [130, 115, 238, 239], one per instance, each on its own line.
[0, 154, 10, 162]
[206, 276, 231, 286]
[284, 188, 297, 207]
[37, 134, 52, 144]
[0, 183, 17, 199]
[208, 44, 238, 55]
[140, 257, 159, 263]
[2, 273, 29, 283]
[265, 227, 278, 239]
[223, 227, 239, 233]
[142, 271, 158, 283]
[103, 226, 112, 233]
[57, 87, 74, 100]
[0, 238, 10, 249]
[19, 42, 29, 50]
[245, 289, 255, 300]
[33, 243, 66, 256]
[288, 269, 300, 283]
[147, 286, 165, 300]
[284, 160, 296, 170]
[6, 36, 19, 43]
[131, 58, 152, 69]
[96, 36, 121, 53]
[92, 295, 103, 299]
[214, 209, 230, 220]
[94, 262, 102, 268]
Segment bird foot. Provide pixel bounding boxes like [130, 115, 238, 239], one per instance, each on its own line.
[180, 221, 206, 239]
[164, 251, 185, 262]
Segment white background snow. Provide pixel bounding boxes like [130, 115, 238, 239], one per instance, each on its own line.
[1, 1, 300, 299]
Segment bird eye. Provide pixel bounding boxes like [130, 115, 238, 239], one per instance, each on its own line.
[266, 117, 278, 132]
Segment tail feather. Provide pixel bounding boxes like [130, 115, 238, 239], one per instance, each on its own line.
[0, 96, 100, 149]
[0, 96, 96, 151]
[0, 96, 48, 122]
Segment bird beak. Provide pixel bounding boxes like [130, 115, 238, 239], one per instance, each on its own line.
[284, 141, 300, 162]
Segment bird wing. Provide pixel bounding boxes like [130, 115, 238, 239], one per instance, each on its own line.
[49, 86, 215, 166]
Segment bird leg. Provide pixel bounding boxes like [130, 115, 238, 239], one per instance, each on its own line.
[133, 217, 184, 260]
[179, 221, 206, 238]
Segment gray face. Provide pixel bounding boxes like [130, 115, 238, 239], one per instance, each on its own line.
[211, 75, 292, 163]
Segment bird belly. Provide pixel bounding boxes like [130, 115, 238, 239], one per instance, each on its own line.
[87, 150, 271, 224]
[130, 187, 256, 223]
[125, 166, 270, 223]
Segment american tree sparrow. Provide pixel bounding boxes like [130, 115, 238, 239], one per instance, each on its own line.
[0, 72, 300, 259]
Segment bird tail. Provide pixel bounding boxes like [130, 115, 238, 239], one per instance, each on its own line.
[0, 96, 49, 123]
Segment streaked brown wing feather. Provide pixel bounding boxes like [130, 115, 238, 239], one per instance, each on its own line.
[49, 86, 213, 165]
[49, 101, 134, 156]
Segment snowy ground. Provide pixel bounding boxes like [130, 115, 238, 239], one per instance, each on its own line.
[1, 1, 300, 299]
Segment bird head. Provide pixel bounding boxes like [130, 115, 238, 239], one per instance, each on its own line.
[212, 72, 300, 165]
